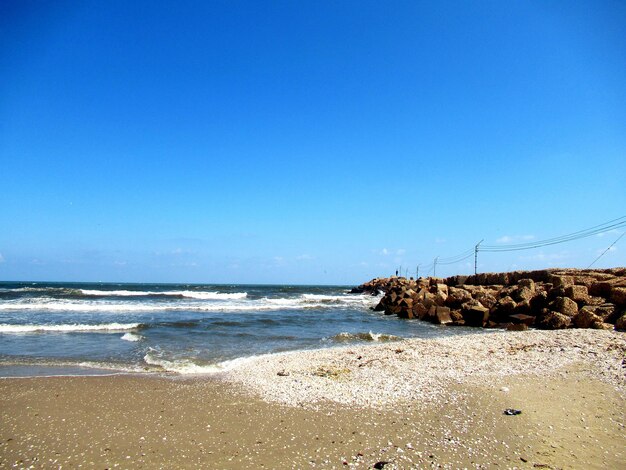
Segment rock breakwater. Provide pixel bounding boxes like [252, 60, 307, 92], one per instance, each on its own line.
[352, 268, 626, 331]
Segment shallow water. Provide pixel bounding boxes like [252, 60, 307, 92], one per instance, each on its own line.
[0, 281, 480, 376]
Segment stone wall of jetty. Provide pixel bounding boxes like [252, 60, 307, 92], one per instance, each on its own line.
[351, 268, 626, 331]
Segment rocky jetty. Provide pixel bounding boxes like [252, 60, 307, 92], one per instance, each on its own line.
[352, 268, 626, 331]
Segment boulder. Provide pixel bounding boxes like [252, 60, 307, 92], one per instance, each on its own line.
[446, 287, 472, 308]
[611, 287, 626, 306]
[512, 300, 532, 316]
[412, 302, 430, 320]
[518, 278, 536, 292]
[550, 275, 574, 288]
[508, 313, 535, 326]
[434, 306, 453, 325]
[615, 313, 626, 331]
[550, 296, 578, 317]
[565, 285, 590, 304]
[462, 304, 489, 327]
[529, 290, 549, 313]
[373, 300, 385, 312]
[512, 286, 534, 302]
[589, 281, 612, 298]
[507, 323, 529, 331]
[572, 307, 602, 328]
[490, 296, 516, 322]
[475, 292, 497, 309]
[538, 311, 571, 329]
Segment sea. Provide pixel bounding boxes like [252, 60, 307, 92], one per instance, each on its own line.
[0, 281, 477, 378]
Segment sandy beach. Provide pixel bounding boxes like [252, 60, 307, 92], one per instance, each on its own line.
[1, 329, 624, 469]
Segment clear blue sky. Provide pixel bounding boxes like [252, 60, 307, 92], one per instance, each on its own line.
[1, 0, 625, 284]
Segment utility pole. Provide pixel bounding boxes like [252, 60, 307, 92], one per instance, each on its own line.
[433, 257, 438, 277]
[474, 239, 484, 275]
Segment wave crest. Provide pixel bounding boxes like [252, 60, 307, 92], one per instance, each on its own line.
[0, 323, 142, 333]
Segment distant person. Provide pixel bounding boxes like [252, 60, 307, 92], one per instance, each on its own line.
[395, 270, 398, 276]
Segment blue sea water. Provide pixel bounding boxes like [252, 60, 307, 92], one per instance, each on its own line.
[0, 281, 477, 377]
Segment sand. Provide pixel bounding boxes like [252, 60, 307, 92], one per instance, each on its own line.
[1, 329, 624, 469]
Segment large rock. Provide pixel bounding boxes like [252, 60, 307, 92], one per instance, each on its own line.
[550, 275, 574, 288]
[615, 314, 626, 331]
[434, 306, 453, 325]
[446, 287, 472, 308]
[611, 287, 626, 306]
[360, 268, 625, 329]
[572, 307, 602, 328]
[550, 296, 578, 317]
[565, 285, 590, 304]
[462, 305, 489, 327]
[538, 311, 571, 329]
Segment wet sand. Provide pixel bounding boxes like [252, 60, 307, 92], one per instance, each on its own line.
[1, 331, 624, 469]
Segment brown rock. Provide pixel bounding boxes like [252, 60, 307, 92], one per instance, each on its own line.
[412, 302, 429, 320]
[615, 314, 626, 331]
[513, 300, 532, 316]
[518, 278, 536, 292]
[550, 296, 578, 317]
[434, 306, 453, 325]
[462, 305, 489, 327]
[507, 323, 529, 331]
[475, 292, 497, 309]
[509, 313, 535, 326]
[550, 275, 574, 288]
[538, 311, 571, 329]
[572, 307, 602, 328]
[611, 287, 626, 306]
[513, 286, 534, 302]
[589, 281, 613, 298]
[446, 287, 472, 308]
[490, 296, 517, 322]
[565, 285, 590, 304]
[450, 309, 463, 322]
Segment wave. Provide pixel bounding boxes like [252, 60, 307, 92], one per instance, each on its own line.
[79, 289, 247, 300]
[120, 332, 144, 342]
[143, 351, 253, 374]
[0, 323, 142, 333]
[327, 331, 402, 343]
[0, 293, 379, 313]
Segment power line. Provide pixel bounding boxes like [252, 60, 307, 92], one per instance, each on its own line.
[393, 215, 625, 279]
[587, 231, 625, 268]
[479, 217, 626, 252]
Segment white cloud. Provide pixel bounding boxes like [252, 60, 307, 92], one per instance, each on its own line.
[380, 248, 389, 256]
[435, 238, 446, 244]
[396, 249, 406, 256]
[595, 246, 618, 255]
[518, 251, 570, 262]
[296, 254, 313, 261]
[496, 235, 535, 244]
[596, 229, 620, 238]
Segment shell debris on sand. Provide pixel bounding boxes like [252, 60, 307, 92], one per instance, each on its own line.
[225, 329, 626, 408]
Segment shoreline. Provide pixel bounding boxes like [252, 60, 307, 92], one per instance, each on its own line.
[1, 329, 624, 468]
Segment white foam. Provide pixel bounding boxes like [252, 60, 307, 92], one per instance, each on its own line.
[0, 323, 141, 333]
[143, 353, 222, 374]
[121, 332, 143, 342]
[142, 353, 258, 375]
[0, 293, 377, 313]
[80, 289, 247, 300]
